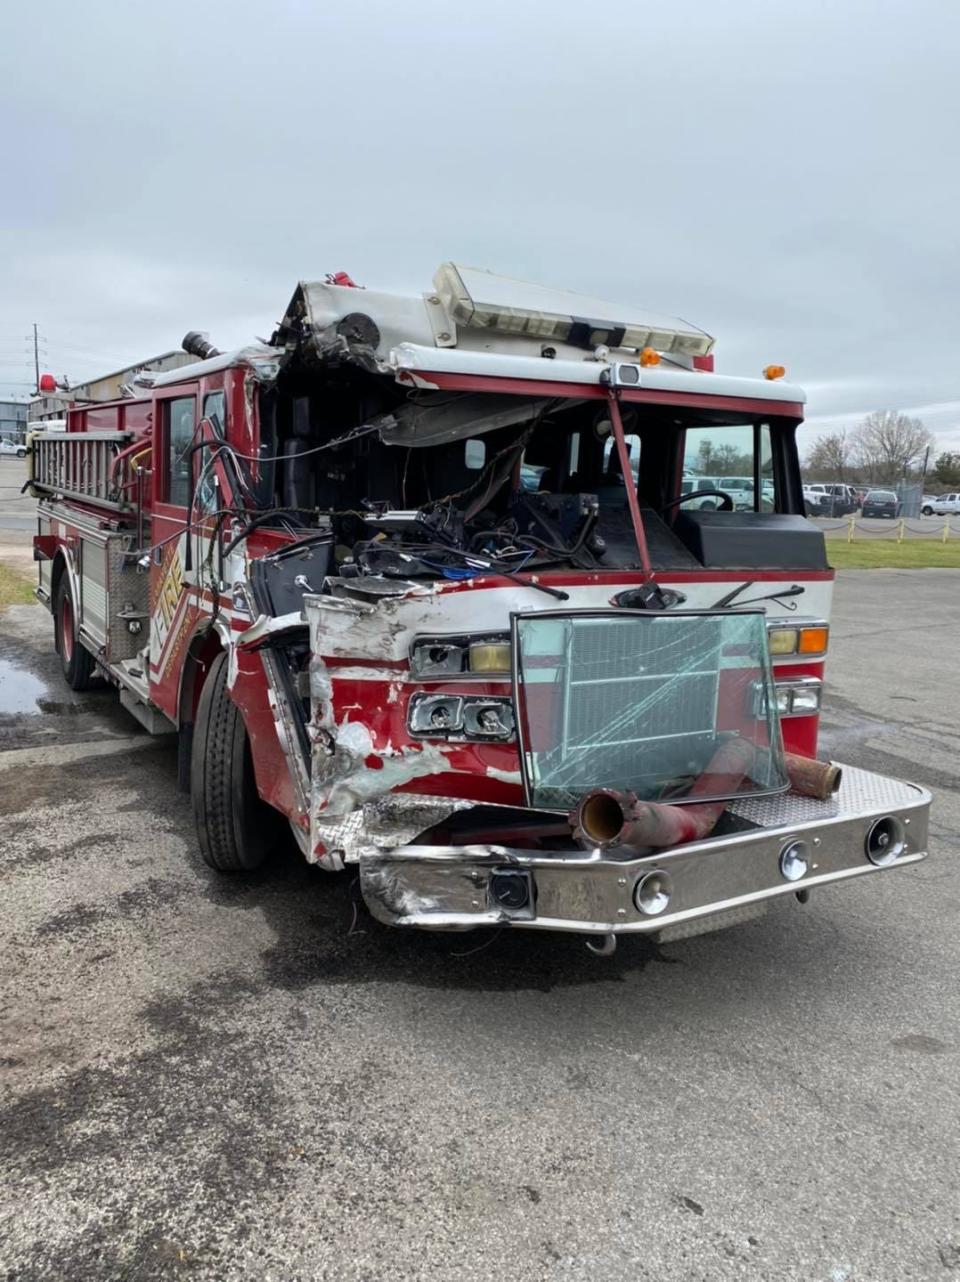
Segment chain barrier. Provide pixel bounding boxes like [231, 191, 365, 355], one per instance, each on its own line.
[835, 515, 960, 542]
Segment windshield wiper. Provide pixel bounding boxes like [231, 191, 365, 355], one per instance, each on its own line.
[711, 581, 805, 610]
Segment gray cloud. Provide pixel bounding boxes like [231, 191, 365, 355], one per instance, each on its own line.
[1, 0, 957, 451]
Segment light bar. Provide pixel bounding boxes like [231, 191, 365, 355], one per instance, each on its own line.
[434, 263, 715, 357]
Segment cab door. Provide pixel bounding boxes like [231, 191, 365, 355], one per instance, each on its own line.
[149, 387, 199, 713]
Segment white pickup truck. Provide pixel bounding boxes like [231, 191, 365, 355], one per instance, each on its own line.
[921, 493, 960, 515]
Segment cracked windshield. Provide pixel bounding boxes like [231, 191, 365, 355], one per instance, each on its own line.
[515, 610, 788, 811]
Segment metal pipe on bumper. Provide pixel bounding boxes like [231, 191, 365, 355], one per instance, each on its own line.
[357, 765, 930, 937]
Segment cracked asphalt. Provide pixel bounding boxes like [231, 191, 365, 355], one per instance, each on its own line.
[1, 570, 958, 1281]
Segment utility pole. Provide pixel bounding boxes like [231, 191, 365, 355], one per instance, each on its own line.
[32, 322, 40, 393]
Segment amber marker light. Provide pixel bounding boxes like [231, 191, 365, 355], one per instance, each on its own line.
[797, 626, 829, 656]
[639, 347, 661, 367]
[763, 364, 786, 380]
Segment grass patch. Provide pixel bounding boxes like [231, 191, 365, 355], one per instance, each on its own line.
[0, 563, 37, 608]
[828, 540, 960, 569]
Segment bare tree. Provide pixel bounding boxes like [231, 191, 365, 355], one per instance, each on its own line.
[850, 411, 934, 483]
[805, 429, 850, 481]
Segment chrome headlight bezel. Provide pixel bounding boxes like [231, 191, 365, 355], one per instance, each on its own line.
[408, 692, 515, 741]
[409, 633, 511, 681]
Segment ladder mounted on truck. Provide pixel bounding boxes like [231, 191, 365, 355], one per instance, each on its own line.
[29, 430, 135, 512]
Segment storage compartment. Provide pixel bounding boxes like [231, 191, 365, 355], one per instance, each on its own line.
[673, 511, 828, 570]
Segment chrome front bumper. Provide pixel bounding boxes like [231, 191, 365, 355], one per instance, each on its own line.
[358, 765, 931, 938]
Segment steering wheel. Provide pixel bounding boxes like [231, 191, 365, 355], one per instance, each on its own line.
[660, 489, 735, 515]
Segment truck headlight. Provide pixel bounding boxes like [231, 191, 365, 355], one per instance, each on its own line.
[469, 641, 511, 673]
[767, 622, 829, 658]
[408, 693, 515, 740]
[753, 678, 822, 717]
[410, 634, 511, 679]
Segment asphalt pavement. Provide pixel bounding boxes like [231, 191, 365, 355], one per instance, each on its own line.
[1, 545, 959, 1278]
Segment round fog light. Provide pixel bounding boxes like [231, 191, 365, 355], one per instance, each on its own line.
[633, 870, 672, 916]
[779, 839, 809, 882]
[865, 815, 906, 866]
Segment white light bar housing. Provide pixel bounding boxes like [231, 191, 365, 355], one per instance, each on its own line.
[434, 263, 714, 357]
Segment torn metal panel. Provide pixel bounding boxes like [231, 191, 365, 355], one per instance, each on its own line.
[378, 391, 560, 448]
[273, 281, 437, 373]
[311, 793, 472, 867]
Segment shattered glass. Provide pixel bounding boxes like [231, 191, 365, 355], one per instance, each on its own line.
[515, 610, 787, 810]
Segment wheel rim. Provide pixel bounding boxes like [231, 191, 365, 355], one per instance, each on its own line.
[61, 596, 74, 663]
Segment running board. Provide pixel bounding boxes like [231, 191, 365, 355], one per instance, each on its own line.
[119, 687, 176, 736]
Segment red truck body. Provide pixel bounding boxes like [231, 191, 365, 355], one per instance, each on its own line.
[29, 266, 930, 949]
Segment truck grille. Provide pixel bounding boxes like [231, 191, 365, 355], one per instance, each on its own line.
[513, 610, 786, 811]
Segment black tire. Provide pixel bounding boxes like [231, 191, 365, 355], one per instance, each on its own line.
[191, 651, 282, 872]
[700, 499, 717, 511]
[922, 506, 933, 516]
[16, 448, 25, 458]
[54, 576, 95, 691]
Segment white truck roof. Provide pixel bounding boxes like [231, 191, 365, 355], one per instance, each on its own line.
[153, 263, 806, 409]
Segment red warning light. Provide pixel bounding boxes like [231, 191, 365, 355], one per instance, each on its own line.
[38, 373, 58, 393]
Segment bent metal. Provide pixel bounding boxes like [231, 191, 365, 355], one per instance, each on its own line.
[29, 264, 931, 954]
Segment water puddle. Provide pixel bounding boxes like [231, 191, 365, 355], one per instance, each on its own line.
[0, 658, 51, 714]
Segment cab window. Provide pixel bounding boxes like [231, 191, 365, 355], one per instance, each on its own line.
[197, 391, 226, 514]
[683, 424, 775, 512]
[166, 397, 196, 507]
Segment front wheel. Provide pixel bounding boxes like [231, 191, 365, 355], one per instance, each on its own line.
[191, 651, 283, 872]
[55, 576, 95, 691]
[922, 506, 933, 516]
[16, 448, 25, 458]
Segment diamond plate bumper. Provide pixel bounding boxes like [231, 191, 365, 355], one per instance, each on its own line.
[358, 765, 931, 937]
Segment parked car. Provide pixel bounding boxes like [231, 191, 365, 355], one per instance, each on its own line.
[0, 439, 26, 458]
[819, 483, 858, 515]
[802, 484, 829, 515]
[861, 489, 900, 518]
[681, 476, 754, 510]
[802, 482, 857, 515]
[921, 493, 960, 516]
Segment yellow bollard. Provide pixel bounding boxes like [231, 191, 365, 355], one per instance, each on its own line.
[944, 521, 950, 544]
[847, 514, 855, 543]
[897, 518, 905, 544]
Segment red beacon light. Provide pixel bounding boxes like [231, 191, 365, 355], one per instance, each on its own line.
[38, 373, 58, 393]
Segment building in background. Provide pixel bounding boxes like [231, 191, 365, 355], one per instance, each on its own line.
[28, 350, 195, 423]
[0, 399, 29, 442]
[28, 389, 75, 423]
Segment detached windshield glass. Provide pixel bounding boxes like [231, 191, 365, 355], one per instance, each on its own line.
[515, 611, 787, 811]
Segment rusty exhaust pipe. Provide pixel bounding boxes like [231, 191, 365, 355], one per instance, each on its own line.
[572, 744, 843, 852]
[572, 737, 756, 850]
[784, 752, 842, 800]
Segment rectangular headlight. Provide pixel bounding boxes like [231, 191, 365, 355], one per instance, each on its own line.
[468, 641, 511, 674]
[410, 633, 510, 679]
[789, 681, 822, 714]
[768, 627, 799, 655]
[752, 678, 823, 718]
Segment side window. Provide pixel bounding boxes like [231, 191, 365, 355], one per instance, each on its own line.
[198, 392, 226, 514]
[166, 397, 196, 507]
[758, 424, 775, 511]
[203, 390, 225, 434]
[683, 424, 773, 511]
[464, 438, 486, 470]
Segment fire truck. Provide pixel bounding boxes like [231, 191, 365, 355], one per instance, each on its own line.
[29, 264, 930, 954]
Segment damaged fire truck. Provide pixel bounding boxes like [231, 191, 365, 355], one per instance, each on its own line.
[29, 264, 931, 953]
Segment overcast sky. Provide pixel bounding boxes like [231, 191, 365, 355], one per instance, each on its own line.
[1, 0, 958, 452]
